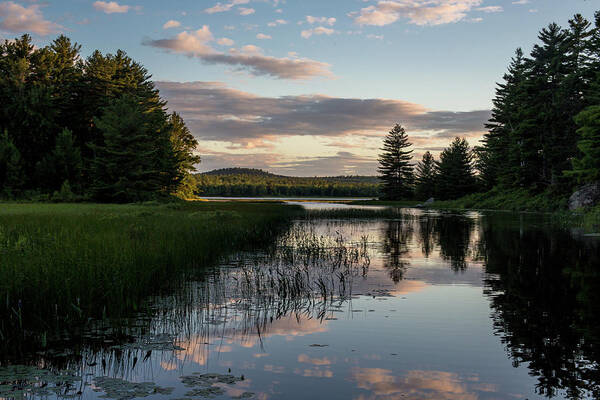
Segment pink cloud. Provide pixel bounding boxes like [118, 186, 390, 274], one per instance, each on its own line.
[352, 0, 483, 26]
[93, 1, 130, 14]
[145, 28, 333, 80]
[0, 1, 62, 35]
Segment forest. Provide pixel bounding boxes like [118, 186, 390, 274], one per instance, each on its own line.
[379, 12, 600, 206]
[193, 168, 381, 197]
[0, 35, 199, 203]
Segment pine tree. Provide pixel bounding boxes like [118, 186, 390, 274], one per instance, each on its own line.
[415, 151, 436, 200]
[481, 48, 528, 188]
[378, 124, 414, 200]
[167, 112, 200, 191]
[35, 128, 83, 192]
[435, 138, 477, 200]
[567, 106, 600, 183]
[0, 131, 24, 197]
[90, 95, 178, 202]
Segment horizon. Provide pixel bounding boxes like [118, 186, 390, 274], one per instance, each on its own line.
[0, 0, 597, 176]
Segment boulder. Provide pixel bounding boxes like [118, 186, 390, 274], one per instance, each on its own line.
[569, 182, 600, 210]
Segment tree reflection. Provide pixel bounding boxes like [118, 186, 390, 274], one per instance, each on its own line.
[436, 214, 475, 272]
[382, 220, 413, 282]
[478, 215, 600, 398]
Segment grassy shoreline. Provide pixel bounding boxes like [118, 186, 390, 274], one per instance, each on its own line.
[347, 189, 600, 232]
[0, 201, 302, 352]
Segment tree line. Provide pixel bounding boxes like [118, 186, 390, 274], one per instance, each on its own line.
[0, 35, 199, 202]
[193, 168, 381, 197]
[380, 12, 600, 202]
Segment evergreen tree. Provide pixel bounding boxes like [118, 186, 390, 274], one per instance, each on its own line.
[90, 95, 178, 202]
[378, 124, 414, 200]
[415, 151, 436, 200]
[567, 106, 600, 183]
[167, 112, 201, 191]
[35, 128, 83, 192]
[0, 131, 24, 197]
[436, 138, 477, 200]
[481, 48, 528, 187]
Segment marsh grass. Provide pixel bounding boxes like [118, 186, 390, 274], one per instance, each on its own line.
[0, 201, 302, 354]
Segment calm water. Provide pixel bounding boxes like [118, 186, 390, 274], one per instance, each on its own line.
[2, 205, 600, 400]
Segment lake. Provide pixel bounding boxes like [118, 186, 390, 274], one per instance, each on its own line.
[1, 203, 599, 400]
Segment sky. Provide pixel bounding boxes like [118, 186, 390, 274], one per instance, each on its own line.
[0, 0, 598, 176]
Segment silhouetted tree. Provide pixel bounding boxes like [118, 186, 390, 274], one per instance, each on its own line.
[435, 137, 477, 200]
[415, 151, 437, 200]
[378, 124, 414, 200]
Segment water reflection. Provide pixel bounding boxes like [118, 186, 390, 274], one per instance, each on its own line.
[1, 209, 599, 399]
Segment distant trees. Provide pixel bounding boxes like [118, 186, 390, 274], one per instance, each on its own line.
[193, 169, 381, 198]
[378, 124, 414, 200]
[376, 123, 478, 201]
[0, 34, 199, 202]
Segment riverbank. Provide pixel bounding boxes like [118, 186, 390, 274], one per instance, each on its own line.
[0, 201, 302, 353]
[347, 188, 600, 232]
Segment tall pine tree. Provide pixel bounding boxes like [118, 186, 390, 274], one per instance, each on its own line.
[378, 124, 414, 200]
[415, 151, 437, 200]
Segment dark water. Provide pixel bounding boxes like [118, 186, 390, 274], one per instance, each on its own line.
[2, 206, 600, 400]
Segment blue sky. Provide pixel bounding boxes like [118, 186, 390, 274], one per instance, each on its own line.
[1, 0, 598, 175]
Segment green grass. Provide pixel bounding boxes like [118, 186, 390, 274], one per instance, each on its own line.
[0, 201, 302, 350]
[429, 187, 569, 212]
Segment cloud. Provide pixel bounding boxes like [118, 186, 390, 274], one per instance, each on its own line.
[306, 16, 336, 26]
[477, 6, 503, 13]
[352, 0, 483, 26]
[217, 37, 235, 46]
[350, 368, 491, 400]
[0, 1, 62, 35]
[145, 28, 333, 79]
[301, 26, 335, 39]
[268, 19, 287, 27]
[205, 0, 249, 14]
[238, 7, 255, 15]
[163, 20, 181, 29]
[155, 81, 489, 143]
[511, 0, 529, 4]
[93, 1, 130, 14]
[256, 33, 271, 39]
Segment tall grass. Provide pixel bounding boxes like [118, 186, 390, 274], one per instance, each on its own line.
[429, 187, 569, 212]
[0, 201, 302, 352]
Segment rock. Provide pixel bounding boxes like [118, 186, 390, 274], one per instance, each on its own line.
[415, 198, 434, 208]
[569, 182, 600, 210]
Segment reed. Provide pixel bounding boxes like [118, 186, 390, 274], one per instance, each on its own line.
[0, 201, 302, 352]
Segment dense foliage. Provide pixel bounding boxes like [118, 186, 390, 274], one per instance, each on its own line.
[193, 168, 381, 197]
[0, 35, 199, 202]
[478, 12, 600, 194]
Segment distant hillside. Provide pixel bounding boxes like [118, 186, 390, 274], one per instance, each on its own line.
[201, 168, 279, 177]
[193, 168, 381, 197]
[199, 168, 380, 184]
